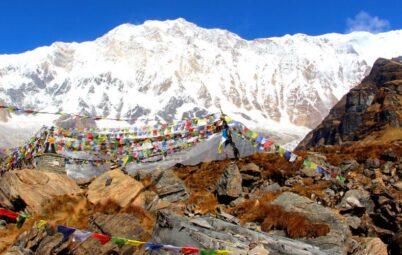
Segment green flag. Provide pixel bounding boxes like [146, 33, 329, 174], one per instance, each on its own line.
[111, 236, 127, 248]
[16, 213, 29, 229]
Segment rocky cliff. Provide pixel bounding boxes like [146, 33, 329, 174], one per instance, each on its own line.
[297, 57, 402, 149]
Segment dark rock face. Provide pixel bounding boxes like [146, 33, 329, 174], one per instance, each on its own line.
[297, 57, 402, 149]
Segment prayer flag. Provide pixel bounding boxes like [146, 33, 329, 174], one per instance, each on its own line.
[181, 247, 200, 254]
[111, 236, 127, 248]
[91, 233, 111, 245]
[16, 212, 28, 228]
[125, 239, 146, 246]
[57, 225, 76, 241]
[72, 229, 92, 243]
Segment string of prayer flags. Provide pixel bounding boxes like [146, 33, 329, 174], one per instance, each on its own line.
[229, 119, 346, 183]
[1, 207, 233, 254]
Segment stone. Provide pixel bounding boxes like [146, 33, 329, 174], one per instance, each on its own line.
[135, 168, 190, 203]
[271, 192, 351, 255]
[353, 237, 388, 255]
[247, 244, 270, 255]
[363, 168, 375, 177]
[240, 163, 261, 184]
[380, 149, 398, 162]
[365, 158, 380, 169]
[73, 213, 151, 255]
[337, 189, 375, 214]
[216, 162, 242, 202]
[393, 181, 402, 191]
[339, 159, 360, 174]
[151, 210, 327, 255]
[381, 161, 393, 175]
[87, 169, 145, 208]
[262, 182, 281, 193]
[5, 246, 33, 255]
[345, 216, 361, 229]
[0, 170, 81, 214]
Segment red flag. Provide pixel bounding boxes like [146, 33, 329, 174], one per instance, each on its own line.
[181, 247, 200, 254]
[91, 233, 111, 245]
[0, 208, 18, 220]
[263, 140, 273, 149]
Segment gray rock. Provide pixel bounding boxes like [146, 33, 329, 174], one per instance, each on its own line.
[381, 161, 393, 175]
[272, 192, 351, 255]
[365, 158, 380, 169]
[380, 149, 398, 162]
[345, 216, 361, 229]
[338, 189, 375, 213]
[216, 162, 242, 202]
[363, 168, 375, 177]
[135, 168, 190, 203]
[263, 182, 281, 193]
[339, 159, 360, 174]
[151, 210, 327, 255]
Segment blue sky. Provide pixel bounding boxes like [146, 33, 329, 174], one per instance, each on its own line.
[1, 0, 401, 54]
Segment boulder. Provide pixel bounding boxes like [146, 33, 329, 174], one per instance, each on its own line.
[87, 170, 145, 208]
[339, 159, 359, 174]
[216, 162, 242, 202]
[73, 213, 151, 255]
[353, 237, 387, 255]
[271, 192, 351, 255]
[365, 158, 380, 169]
[152, 169, 190, 203]
[133, 168, 190, 203]
[380, 149, 398, 162]
[0, 170, 81, 214]
[151, 210, 326, 255]
[337, 189, 375, 214]
[240, 163, 261, 184]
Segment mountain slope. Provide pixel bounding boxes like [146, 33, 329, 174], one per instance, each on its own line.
[297, 57, 402, 149]
[1, 18, 402, 148]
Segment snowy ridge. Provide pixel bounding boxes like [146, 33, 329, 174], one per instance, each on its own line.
[1, 18, 402, 148]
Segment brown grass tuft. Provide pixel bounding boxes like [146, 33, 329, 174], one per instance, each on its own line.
[230, 192, 330, 239]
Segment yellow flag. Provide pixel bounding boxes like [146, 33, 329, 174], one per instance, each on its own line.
[251, 132, 258, 139]
[216, 250, 231, 255]
[35, 220, 47, 229]
[310, 162, 318, 170]
[125, 239, 145, 246]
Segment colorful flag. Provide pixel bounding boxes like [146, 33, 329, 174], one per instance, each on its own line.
[57, 225, 76, 241]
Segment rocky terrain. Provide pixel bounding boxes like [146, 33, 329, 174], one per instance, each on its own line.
[0, 57, 400, 254]
[0, 145, 400, 254]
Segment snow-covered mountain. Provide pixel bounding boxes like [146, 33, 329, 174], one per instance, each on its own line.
[1, 18, 402, 148]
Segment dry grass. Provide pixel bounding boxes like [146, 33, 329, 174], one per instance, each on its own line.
[230, 192, 329, 239]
